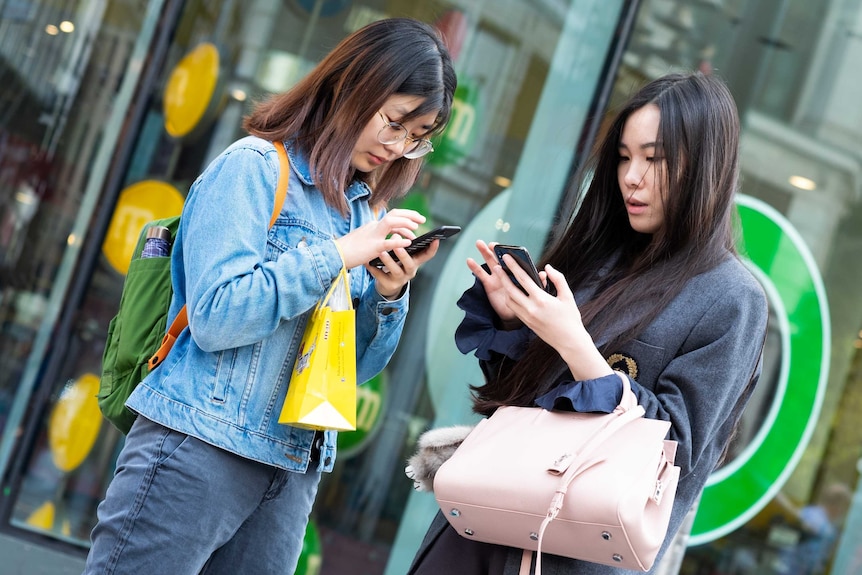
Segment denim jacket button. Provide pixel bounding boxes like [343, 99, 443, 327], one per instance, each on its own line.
[381, 307, 396, 316]
[324, 456, 332, 466]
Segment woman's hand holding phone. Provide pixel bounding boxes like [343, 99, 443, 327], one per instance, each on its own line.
[492, 244, 555, 296]
[335, 209, 436, 299]
[369, 236, 440, 298]
[336, 208, 425, 269]
[466, 241, 517, 324]
[467, 240, 547, 329]
[364, 224, 460, 299]
[486, 247, 614, 381]
[369, 226, 460, 269]
[469, 240, 581, 340]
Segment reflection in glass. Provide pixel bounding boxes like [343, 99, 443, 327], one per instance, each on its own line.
[1, 0, 150, 546]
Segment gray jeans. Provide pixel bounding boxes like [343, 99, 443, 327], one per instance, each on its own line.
[83, 417, 321, 574]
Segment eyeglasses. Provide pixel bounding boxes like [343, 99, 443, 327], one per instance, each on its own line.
[377, 111, 434, 159]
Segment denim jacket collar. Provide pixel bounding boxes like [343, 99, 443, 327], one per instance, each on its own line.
[286, 140, 373, 205]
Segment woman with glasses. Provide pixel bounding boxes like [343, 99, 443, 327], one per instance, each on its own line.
[84, 17, 455, 574]
[407, 72, 767, 575]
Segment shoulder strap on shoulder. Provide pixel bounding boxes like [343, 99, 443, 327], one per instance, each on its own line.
[271, 140, 289, 226]
[148, 141, 291, 371]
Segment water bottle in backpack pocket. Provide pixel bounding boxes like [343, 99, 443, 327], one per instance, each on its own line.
[141, 225, 172, 258]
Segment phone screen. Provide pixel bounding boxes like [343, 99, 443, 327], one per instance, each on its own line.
[369, 225, 461, 269]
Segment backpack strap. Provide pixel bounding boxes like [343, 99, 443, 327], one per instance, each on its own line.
[148, 140, 290, 371]
[270, 140, 290, 227]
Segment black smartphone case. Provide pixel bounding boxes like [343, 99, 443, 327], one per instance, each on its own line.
[493, 245, 556, 296]
[369, 226, 461, 268]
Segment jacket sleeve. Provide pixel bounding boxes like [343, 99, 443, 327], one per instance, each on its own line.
[349, 204, 411, 384]
[454, 276, 533, 381]
[456, 276, 622, 412]
[533, 373, 623, 413]
[353, 279, 409, 385]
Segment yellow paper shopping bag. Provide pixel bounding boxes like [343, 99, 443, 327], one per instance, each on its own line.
[279, 269, 357, 431]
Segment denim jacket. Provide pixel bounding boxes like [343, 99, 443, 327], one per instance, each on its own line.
[126, 136, 409, 473]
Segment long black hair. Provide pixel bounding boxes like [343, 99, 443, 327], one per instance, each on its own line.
[473, 72, 742, 415]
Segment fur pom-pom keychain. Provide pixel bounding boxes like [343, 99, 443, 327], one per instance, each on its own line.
[405, 425, 475, 492]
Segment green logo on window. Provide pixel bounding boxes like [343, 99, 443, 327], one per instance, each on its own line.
[691, 194, 830, 544]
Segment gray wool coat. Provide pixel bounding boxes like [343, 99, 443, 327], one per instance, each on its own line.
[409, 254, 769, 575]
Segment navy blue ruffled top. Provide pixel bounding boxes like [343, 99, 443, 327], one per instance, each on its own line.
[455, 277, 627, 414]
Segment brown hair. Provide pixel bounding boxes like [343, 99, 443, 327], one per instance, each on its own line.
[244, 18, 456, 213]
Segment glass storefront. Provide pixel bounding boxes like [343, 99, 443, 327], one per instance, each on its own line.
[1, 0, 861, 574]
[0, 0, 164, 550]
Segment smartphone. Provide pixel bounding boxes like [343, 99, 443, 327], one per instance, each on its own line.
[369, 225, 461, 269]
[493, 244, 554, 295]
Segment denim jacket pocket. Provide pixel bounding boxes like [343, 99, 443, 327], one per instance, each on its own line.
[266, 219, 330, 261]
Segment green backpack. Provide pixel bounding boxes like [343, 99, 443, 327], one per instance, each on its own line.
[98, 141, 290, 433]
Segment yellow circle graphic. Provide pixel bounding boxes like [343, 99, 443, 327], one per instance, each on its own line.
[102, 180, 184, 275]
[48, 373, 103, 472]
[163, 42, 221, 137]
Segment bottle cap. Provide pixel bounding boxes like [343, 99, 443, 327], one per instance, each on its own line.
[145, 226, 171, 242]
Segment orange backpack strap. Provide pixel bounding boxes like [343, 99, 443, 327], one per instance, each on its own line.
[148, 306, 188, 370]
[148, 140, 291, 371]
[271, 140, 290, 227]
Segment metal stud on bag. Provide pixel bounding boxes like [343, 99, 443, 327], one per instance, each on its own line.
[601, 531, 612, 540]
[612, 554, 623, 562]
[449, 508, 461, 517]
[530, 532, 539, 541]
[464, 528, 474, 536]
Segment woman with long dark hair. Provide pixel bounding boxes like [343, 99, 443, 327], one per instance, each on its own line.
[409, 72, 768, 575]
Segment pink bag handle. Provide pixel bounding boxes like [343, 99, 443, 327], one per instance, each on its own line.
[523, 372, 645, 575]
